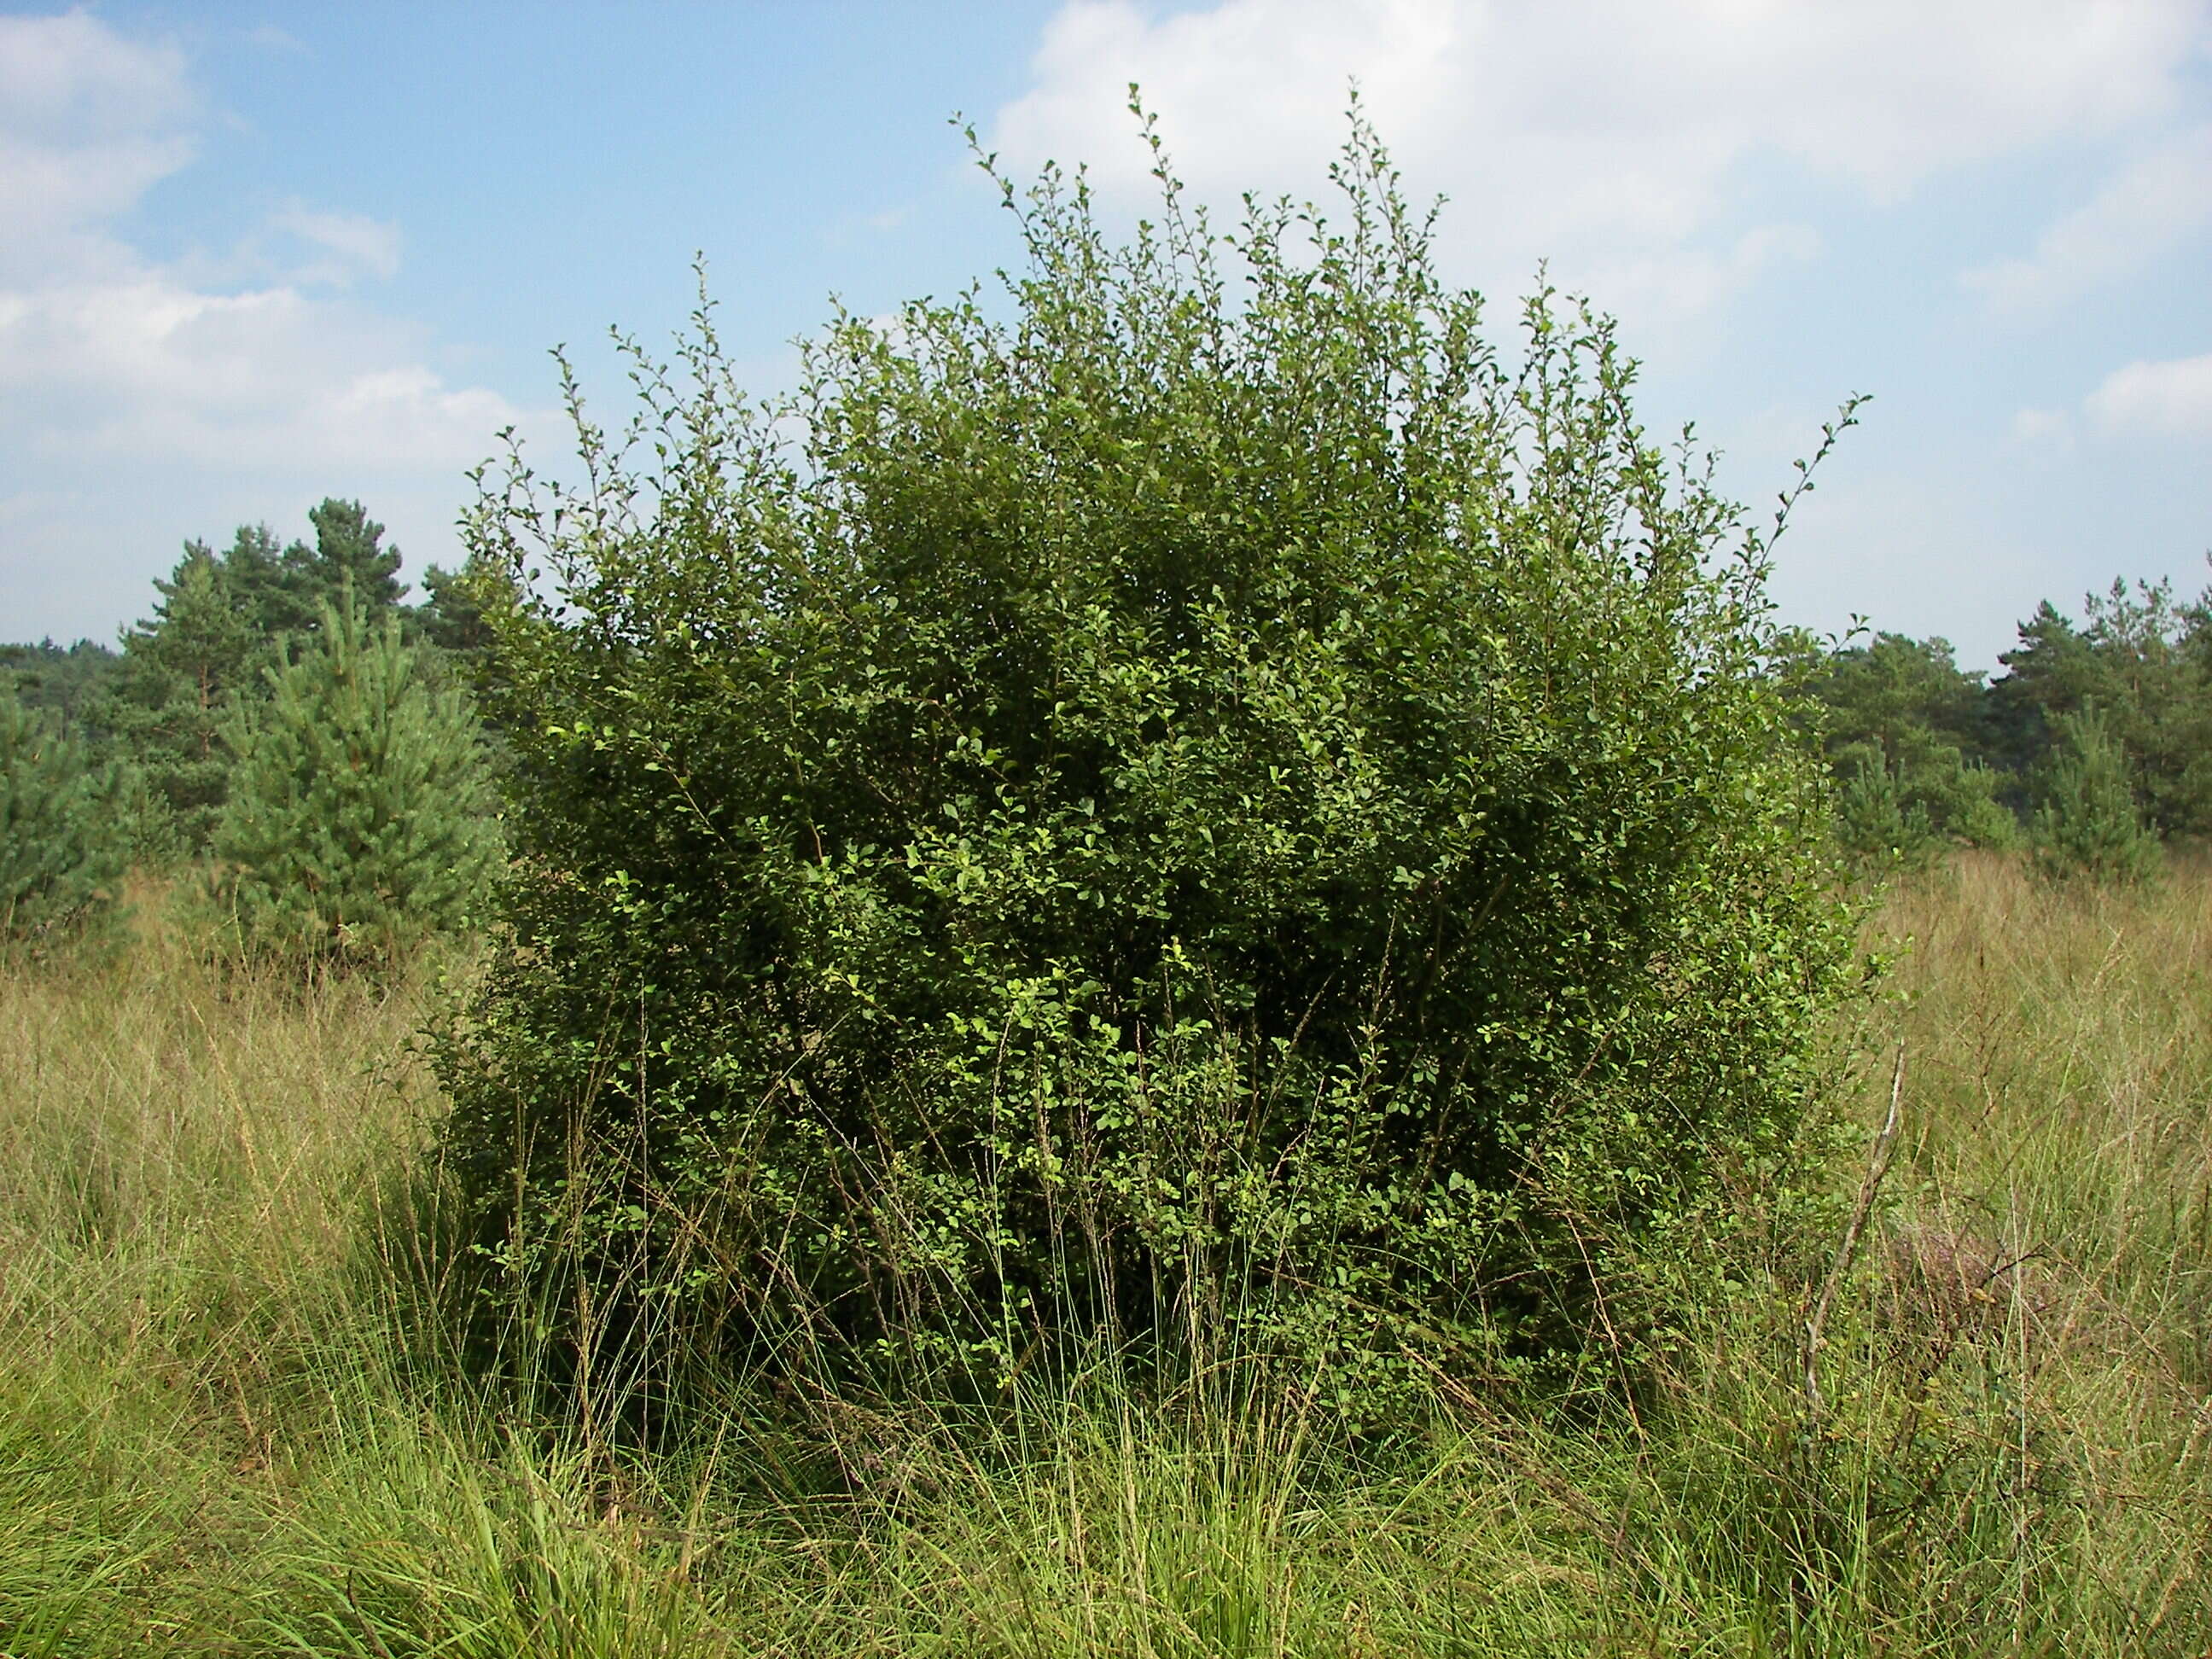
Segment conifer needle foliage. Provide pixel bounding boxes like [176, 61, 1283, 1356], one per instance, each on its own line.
[0, 690, 129, 952]
[212, 597, 501, 968]
[437, 110, 1859, 1418]
[2030, 705, 2162, 886]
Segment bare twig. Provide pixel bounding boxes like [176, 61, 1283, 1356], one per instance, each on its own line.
[1804, 1044, 1906, 1415]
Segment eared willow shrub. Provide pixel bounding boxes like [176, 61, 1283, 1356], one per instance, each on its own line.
[435, 112, 1859, 1417]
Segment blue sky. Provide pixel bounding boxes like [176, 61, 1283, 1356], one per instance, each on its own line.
[3, 2, 2208, 670]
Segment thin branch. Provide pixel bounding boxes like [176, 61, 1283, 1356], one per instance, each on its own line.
[1804, 1043, 1906, 1415]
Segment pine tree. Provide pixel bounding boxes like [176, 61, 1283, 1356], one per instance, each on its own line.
[211, 596, 500, 966]
[212, 509, 405, 639]
[2030, 706, 2161, 885]
[216, 522, 325, 639]
[1832, 748, 1932, 869]
[1, 689, 129, 951]
[95, 502, 410, 855]
[98, 544, 260, 846]
[412, 556, 497, 659]
[306, 498, 406, 614]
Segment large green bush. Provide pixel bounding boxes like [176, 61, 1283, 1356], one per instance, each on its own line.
[436, 121, 1856, 1413]
[210, 597, 501, 967]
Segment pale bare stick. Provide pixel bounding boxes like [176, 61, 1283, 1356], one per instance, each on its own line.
[1804, 1044, 1906, 1415]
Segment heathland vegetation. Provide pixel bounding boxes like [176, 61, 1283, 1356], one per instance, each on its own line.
[4, 120, 2209, 1654]
[3, 861, 2206, 1655]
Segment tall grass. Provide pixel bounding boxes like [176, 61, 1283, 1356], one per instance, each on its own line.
[1, 859, 2207, 1656]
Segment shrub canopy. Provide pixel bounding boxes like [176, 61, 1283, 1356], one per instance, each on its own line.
[437, 120, 1856, 1412]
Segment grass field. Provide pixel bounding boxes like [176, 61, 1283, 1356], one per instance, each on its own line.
[3, 854, 2208, 1656]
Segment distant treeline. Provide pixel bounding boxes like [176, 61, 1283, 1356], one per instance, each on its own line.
[3, 500, 492, 853]
[1796, 574, 2212, 879]
[3, 495, 2202, 894]
[1, 499, 499, 960]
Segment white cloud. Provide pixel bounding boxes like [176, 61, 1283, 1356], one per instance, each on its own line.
[0, 11, 531, 639]
[271, 204, 404, 286]
[2086, 352, 2212, 439]
[992, 0, 2203, 317]
[0, 12, 517, 475]
[1964, 125, 2212, 314]
[1584, 223, 1822, 328]
[0, 12, 196, 280]
[0, 13, 193, 138]
[996, 0, 1461, 203]
[2011, 405, 2073, 445]
[0, 279, 518, 469]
